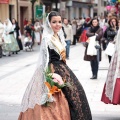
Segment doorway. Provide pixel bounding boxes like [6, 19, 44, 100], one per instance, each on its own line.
[20, 7, 28, 34]
[9, 5, 15, 21]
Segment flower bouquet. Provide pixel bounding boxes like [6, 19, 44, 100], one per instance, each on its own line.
[40, 67, 72, 106]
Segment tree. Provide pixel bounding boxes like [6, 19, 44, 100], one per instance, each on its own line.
[29, 0, 38, 24]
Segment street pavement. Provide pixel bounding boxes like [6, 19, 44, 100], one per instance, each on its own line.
[0, 43, 120, 120]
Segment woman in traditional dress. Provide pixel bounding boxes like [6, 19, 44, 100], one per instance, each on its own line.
[18, 11, 92, 120]
[34, 20, 41, 45]
[12, 18, 23, 52]
[101, 28, 120, 105]
[2, 19, 19, 56]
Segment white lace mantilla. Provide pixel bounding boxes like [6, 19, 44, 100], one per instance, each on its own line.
[21, 38, 49, 112]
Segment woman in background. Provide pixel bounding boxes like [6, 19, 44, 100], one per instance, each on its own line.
[2, 19, 19, 56]
[104, 17, 119, 63]
[84, 18, 103, 79]
[0, 21, 4, 58]
[34, 20, 41, 45]
[12, 18, 23, 52]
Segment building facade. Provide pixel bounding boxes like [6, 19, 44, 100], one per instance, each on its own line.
[0, 0, 40, 32]
[0, 0, 17, 22]
[64, 0, 95, 21]
[93, 0, 107, 17]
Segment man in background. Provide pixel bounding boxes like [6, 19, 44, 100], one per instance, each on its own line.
[63, 18, 73, 59]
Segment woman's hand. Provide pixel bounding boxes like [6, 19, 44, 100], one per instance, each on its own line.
[18, 36, 21, 39]
[60, 50, 66, 63]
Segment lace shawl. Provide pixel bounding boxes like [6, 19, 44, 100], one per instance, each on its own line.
[21, 37, 49, 112]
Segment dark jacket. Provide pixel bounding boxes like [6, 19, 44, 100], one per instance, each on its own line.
[14, 23, 23, 50]
[84, 27, 103, 61]
[104, 26, 118, 43]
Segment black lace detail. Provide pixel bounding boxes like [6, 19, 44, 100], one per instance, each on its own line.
[50, 61, 92, 120]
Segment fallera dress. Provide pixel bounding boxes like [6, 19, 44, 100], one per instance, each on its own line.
[18, 37, 92, 120]
[18, 11, 92, 120]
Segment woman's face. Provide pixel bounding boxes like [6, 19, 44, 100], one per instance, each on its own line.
[12, 19, 15, 24]
[92, 19, 98, 27]
[110, 19, 116, 27]
[50, 16, 62, 34]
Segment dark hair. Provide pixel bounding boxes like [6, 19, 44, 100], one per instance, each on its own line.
[63, 18, 68, 22]
[63, 18, 67, 20]
[90, 18, 99, 25]
[48, 11, 61, 22]
[12, 18, 17, 24]
[108, 16, 118, 27]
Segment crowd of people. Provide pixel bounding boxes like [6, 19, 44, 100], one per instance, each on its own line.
[0, 9, 120, 120]
[0, 18, 43, 57]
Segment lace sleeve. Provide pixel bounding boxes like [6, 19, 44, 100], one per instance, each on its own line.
[21, 37, 50, 112]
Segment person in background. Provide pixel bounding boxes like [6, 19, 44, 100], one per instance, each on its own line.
[63, 18, 73, 59]
[12, 18, 23, 53]
[0, 20, 4, 58]
[99, 16, 105, 28]
[77, 17, 85, 29]
[110, 7, 117, 17]
[84, 18, 103, 79]
[68, 19, 72, 25]
[24, 20, 32, 37]
[34, 20, 41, 45]
[24, 20, 35, 46]
[23, 18, 28, 28]
[80, 17, 91, 43]
[72, 20, 77, 45]
[104, 16, 119, 63]
[2, 19, 19, 56]
[104, 13, 112, 27]
[101, 13, 112, 51]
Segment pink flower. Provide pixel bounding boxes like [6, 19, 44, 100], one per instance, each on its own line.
[50, 73, 64, 85]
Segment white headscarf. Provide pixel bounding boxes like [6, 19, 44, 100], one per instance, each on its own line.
[4, 19, 12, 32]
[42, 12, 66, 47]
